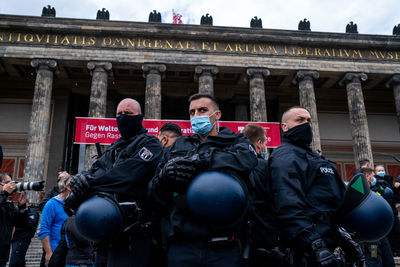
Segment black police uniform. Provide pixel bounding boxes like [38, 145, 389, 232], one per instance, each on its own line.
[268, 133, 346, 266]
[362, 179, 396, 267]
[149, 126, 257, 267]
[248, 156, 280, 267]
[9, 206, 39, 267]
[0, 191, 28, 267]
[78, 127, 163, 267]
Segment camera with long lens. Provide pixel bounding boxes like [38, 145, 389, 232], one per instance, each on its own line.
[14, 181, 44, 192]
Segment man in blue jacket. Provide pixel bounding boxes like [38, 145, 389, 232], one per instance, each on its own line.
[39, 173, 71, 266]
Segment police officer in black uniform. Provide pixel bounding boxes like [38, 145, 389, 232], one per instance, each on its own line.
[242, 124, 281, 266]
[64, 98, 163, 267]
[149, 93, 257, 266]
[360, 167, 395, 267]
[268, 106, 363, 267]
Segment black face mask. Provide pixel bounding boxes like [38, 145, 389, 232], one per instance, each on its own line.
[116, 114, 144, 139]
[283, 123, 313, 146]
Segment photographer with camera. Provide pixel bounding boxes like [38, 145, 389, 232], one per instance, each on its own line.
[0, 173, 28, 267]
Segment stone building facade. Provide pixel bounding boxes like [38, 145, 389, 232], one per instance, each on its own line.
[0, 12, 399, 203]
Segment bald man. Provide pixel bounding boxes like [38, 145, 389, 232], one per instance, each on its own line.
[267, 107, 363, 266]
[64, 98, 163, 267]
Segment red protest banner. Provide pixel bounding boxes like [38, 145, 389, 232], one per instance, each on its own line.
[74, 117, 281, 147]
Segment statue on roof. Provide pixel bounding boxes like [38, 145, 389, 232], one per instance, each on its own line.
[346, 21, 358, 33]
[96, 8, 110, 20]
[393, 24, 400, 36]
[200, 14, 213, 26]
[250, 16, 262, 28]
[298, 18, 311, 31]
[41, 5, 56, 17]
[149, 10, 161, 23]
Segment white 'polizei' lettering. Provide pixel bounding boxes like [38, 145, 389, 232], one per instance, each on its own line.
[320, 167, 334, 174]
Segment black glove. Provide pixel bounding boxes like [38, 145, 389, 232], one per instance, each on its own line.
[70, 173, 90, 199]
[63, 174, 90, 216]
[63, 191, 79, 216]
[159, 154, 203, 185]
[311, 239, 341, 267]
[338, 227, 365, 264]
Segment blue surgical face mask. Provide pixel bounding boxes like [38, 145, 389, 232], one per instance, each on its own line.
[190, 112, 216, 136]
[377, 171, 385, 177]
[261, 150, 268, 160]
[371, 177, 377, 187]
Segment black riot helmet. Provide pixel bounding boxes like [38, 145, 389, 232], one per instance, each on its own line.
[186, 171, 248, 227]
[75, 193, 124, 242]
[336, 173, 394, 242]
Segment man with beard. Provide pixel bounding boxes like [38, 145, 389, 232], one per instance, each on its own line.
[64, 98, 163, 267]
[268, 106, 363, 267]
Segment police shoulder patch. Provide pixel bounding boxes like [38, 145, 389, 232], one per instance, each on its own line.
[139, 147, 153, 161]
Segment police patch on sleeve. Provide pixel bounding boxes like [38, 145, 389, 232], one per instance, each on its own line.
[139, 147, 154, 161]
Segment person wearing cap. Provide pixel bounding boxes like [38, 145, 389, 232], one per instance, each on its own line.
[267, 106, 362, 266]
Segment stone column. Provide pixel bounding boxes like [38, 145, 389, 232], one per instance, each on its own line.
[84, 62, 112, 170]
[142, 64, 166, 119]
[24, 59, 57, 205]
[293, 70, 321, 153]
[339, 73, 373, 167]
[386, 75, 400, 135]
[194, 65, 219, 95]
[246, 68, 270, 122]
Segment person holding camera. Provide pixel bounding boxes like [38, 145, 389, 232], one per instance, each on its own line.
[0, 173, 28, 267]
[38, 173, 71, 266]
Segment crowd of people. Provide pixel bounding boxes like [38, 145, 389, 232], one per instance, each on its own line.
[1, 93, 400, 267]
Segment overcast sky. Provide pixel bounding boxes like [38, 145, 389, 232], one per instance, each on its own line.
[1, 0, 400, 35]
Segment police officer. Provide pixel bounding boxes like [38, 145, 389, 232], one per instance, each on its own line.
[360, 167, 395, 267]
[268, 107, 362, 267]
[158, 123, 182, 149]
[149, 93, 257, 266]
[64, 98, 163, 267]
[242, 124, 281, 266]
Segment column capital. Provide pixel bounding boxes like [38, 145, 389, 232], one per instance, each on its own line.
[339, 72, 368, 86]
[195, 65, 219, 76]
[30, 59, 57, 71]
[292, 70, 319, 84]
[87, 61, 112, 73]
[385, 74, 400, 88]
[142, 63, 166, 78]
[246, 68, 270, 80]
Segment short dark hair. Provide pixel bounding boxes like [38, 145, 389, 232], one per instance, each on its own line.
[160, 123, 182, 137]
[242, 124, 266, 144]
[359, 159, 370, 166]
[0, 172, 12, 182]
[359, 167, 374, 176]
[188, 93, 219, 110]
